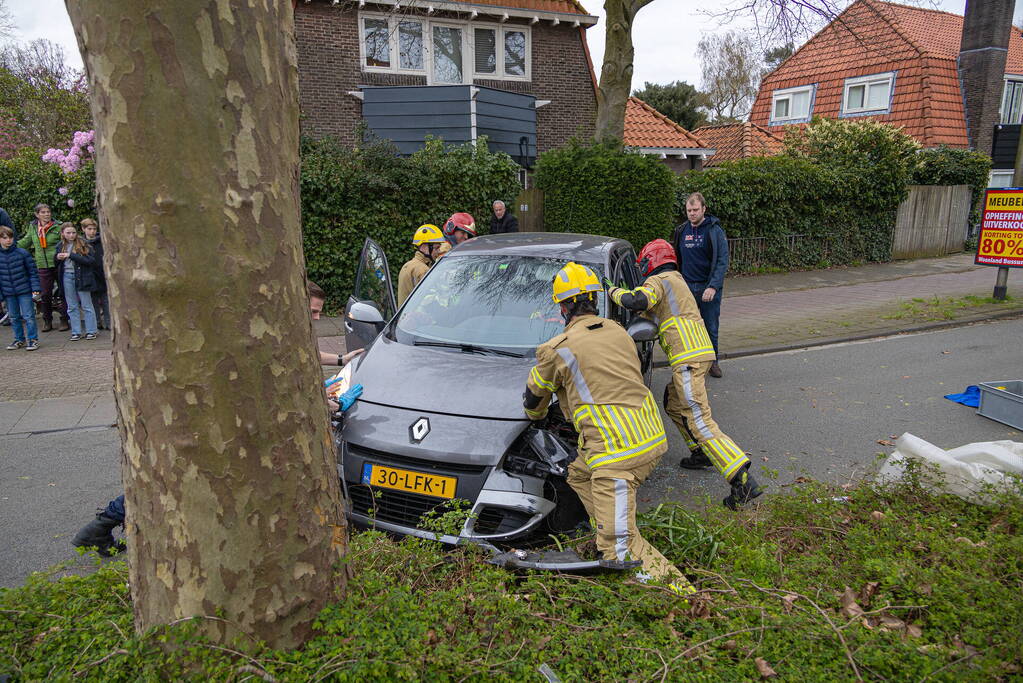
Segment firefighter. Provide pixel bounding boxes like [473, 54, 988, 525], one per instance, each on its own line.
[606, 239, 762, 510]
[398, 224, 446, 305]
[523, 262, 696, 600]
[442, 212, 477, 246]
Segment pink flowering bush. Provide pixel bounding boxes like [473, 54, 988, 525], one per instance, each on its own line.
[42, 129, 95, 174]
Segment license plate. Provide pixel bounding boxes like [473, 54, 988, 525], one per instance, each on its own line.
[361, 463, 457, 499]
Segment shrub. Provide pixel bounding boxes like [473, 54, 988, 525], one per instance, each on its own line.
[300, 135, 520, 306]
[533, 138, 676, 246]
[0, 148, 96, 232]
[912, 146, 991, 224]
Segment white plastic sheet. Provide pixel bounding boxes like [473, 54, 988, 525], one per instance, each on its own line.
[876, 433, 1023, 504]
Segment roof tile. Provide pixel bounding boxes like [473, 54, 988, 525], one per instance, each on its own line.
[692, 122, 785, 166]
[624, 97, 709, 150]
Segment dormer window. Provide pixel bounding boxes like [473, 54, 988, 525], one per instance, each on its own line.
[770, 85, 815, 124]
[841, 72, 895, 116]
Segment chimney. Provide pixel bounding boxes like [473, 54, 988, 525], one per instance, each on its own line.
[958, 0, 1015, 155]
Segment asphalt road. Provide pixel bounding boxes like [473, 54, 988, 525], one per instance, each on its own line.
[1, 318, 1020, 588]
[643, 317, 1023, 511]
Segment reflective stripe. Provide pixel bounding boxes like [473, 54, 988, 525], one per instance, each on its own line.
[524, 406, 546, 420]
[614, 478, 629, 561]
[680, 366, 715, 440]
[704, 436, 749, 479]
[660, 317, 714, 365]
[587, 433, 667, 468]
[603, 405, 631, 451]
[662, 280, 683, 318]
[557, 347, 594, 404]
[529, 365, 557, 392]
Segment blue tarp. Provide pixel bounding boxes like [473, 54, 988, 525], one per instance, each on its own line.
[944, 385, 980, 408]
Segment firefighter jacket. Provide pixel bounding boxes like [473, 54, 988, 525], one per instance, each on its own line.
[524, 314, 667, 470]
[608, 270, 715, 366]
[397, 251, 432, 305]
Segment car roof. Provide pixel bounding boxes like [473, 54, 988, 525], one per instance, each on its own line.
[446, 232, 632, 263]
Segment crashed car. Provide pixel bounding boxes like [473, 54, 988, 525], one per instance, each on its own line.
[338, 233, 656, 570]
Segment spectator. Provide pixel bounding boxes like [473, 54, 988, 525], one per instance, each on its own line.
[0, 225, 41, 350]
[489, 200, 519, 234]
[80, 218, 110, 330]
[0, 207, 15, 239]
[54, 222, 100, 341]
[672, 192, 729, 378]
[17, 204, 69, 332]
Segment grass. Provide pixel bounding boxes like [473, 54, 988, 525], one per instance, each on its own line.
[881, 294, 1017, 321]
[2, 469, 1022, 681]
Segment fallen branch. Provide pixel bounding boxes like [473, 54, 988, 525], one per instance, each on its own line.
[73, 648, 128, 676]
[653, 626, 775, 681]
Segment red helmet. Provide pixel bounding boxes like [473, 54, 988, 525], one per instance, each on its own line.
[443, 212, 477, 241]
[636, 239, 677, 276]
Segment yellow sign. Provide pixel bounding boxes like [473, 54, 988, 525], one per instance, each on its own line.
[977, 188, 1023, 268]
[361, 463, 457, 499]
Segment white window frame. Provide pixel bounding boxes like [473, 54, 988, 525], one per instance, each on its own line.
[841, 71, 895, 116]
[358, 12, 530, 84]
[1000, 76, 1023, 125]
[770, 84, 815, 124]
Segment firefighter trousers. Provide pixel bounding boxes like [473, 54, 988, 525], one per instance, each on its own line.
[567, 451, 694, 594]
[664, 360, 750, 482]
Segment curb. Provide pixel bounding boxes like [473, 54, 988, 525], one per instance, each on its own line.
[652, 307, 1023, 368]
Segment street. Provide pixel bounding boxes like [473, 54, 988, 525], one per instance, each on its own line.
[1, 317, 1020, 588]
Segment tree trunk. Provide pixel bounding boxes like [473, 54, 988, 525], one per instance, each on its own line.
[595, 0, 653, 141]
[64, 0, 347, 648]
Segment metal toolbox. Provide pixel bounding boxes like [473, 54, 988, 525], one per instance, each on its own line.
[977, 381, 1023, 431]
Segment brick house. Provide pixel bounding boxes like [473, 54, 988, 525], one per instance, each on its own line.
[692, 122, 784, 167]
[293, 0, 599, 166]
[623, 97, 715, 172]
[749, 0, 1023, 185]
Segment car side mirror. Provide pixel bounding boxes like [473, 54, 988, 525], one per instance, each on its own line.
[626, 318, 657, 342]
[349, 301, 385, 327]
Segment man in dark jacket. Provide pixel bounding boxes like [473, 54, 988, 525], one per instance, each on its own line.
[489, 200, 519, 234]
[672, 192, 728, 378]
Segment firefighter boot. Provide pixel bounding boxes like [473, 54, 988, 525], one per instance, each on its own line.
[678, 445, 712, 470]
[723, 465, 763, 510]
[72, 512, 125, 556]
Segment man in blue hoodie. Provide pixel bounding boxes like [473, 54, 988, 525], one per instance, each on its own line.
[672, 192, 728, 378]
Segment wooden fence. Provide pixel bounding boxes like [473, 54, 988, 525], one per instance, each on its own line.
[892, 185, 971, 259]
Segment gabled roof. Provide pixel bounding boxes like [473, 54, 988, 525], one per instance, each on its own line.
[692, 122, 784, 166]
[624, 97, 710, 150]
[750, 0, 1023, 148]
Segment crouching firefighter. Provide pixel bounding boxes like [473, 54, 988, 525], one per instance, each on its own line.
[606, 239, 762, 510]
[398, 224, 446, 305]
[523, 262, 697, 600]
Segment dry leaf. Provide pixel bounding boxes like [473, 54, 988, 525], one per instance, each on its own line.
[861, 618, 874, 630]
[954, 536, 977, 547]
[878, 615, 906, 630]
[859, 581, 880, 606]
[761, 456, 769, 462]
[755, 658, 778, 678]
[877, 439, 894, 446]
[794, 476, 811, 484]
[32, 625, 60, 645]
[918, 583, 933, 596]
[906, 623, 923, 639]
[781, 593, 798, 614]
[871, 511, 885, 521]
[424, 629, 437, 644]
[536, 635, 552, 650]
[840, 587, 865, 618]
[721, 639, 739, 651]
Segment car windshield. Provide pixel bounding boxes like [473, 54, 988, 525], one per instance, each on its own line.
[392, 254, 606, 356]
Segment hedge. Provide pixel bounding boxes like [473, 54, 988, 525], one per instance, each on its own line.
[0, 137, 520, 307]
[533, 138, 676, 246]
[912, 146, 991, 224]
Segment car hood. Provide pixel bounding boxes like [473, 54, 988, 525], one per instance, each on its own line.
[351, 334, 535, 420]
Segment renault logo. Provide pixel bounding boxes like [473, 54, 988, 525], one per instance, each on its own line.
[409, 417, 430, 443]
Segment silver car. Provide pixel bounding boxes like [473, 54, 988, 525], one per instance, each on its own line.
[339, 233, 656, 570]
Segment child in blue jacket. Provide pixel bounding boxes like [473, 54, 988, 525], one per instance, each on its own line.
[0, 225, 41, 350]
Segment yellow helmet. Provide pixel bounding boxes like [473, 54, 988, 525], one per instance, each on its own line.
[412, 224, 445, 246]
[552, 262, 603, 303]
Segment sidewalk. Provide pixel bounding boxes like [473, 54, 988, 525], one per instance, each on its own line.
[2, 253, 1019, 436]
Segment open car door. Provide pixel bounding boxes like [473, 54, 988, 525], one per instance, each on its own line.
[344, 237, 397, 351]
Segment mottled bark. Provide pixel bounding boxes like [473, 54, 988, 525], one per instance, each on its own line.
[64, 1, 347, 648]
[596, 0, 655, 142]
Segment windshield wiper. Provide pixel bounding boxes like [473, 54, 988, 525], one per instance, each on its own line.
[413, 341, 525, 358]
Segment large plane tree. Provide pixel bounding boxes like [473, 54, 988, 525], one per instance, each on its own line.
[596, 0, 656, 141]
[64, 0, 348, 648]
